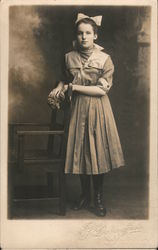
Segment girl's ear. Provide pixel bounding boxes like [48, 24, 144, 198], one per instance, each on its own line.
[94, 34, 98, 40]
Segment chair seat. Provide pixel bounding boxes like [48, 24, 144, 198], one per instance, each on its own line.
[21, 158, 64, 164]
[10, 158, 64, 164]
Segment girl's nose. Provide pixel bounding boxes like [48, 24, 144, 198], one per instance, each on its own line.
[82, 33, 86, 40]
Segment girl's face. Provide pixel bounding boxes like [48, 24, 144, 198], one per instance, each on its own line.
[76, 23, 97, 49]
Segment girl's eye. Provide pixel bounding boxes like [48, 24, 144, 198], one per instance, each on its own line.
[77, 31, 92, 36]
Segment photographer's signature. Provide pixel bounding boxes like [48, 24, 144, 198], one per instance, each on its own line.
[78, 221, 141, 242]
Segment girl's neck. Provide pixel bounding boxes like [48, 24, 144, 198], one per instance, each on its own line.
[78, 44, 94, 52]
[77, 44, 94, 62]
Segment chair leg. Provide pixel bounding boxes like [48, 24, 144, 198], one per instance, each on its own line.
[8, 163, 14, 219]
[59, 163, 66, 215]
[17, 134, 24, 173]
[47, 173, 54, 197]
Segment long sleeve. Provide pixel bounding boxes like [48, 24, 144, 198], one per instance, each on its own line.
[97, 56, 114, 93]
[59, 56, 68, 84]
[60, 55, 74, 84]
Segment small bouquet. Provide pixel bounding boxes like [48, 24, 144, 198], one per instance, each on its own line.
[47, 88, 65, 110]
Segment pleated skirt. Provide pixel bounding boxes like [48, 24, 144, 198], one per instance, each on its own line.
[64, 94, 125, 174]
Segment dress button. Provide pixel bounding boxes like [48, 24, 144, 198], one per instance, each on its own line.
[107, 85, 110, 88]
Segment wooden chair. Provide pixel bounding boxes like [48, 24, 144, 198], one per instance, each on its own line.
[8, 109, 67, 218]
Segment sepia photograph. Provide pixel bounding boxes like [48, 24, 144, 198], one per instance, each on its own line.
[0, 0, 157, 249]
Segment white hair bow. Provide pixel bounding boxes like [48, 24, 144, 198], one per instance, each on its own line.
[75, 13, 102, 26]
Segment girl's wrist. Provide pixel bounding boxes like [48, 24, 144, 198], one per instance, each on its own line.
[72, 84, 76, 91]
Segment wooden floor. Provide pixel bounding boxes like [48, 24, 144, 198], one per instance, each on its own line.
[10, 174, 148, 220]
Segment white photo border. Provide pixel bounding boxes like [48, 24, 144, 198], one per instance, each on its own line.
[0, 0, 157, 249]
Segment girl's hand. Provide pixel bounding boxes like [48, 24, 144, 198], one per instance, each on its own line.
[50, 86, 62, 98]
[63, 84, 68, 93]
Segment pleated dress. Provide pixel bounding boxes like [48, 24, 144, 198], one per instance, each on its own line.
[64, 44, 125, 175]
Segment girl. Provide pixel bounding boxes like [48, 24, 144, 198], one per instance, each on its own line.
[50, 13, 125, 217]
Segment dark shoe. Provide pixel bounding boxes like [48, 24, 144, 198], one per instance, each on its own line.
[73, 195, 90, 210]
[72, 174, 91, 210]
[94, 193, 106, 217]
[93, 174, 106, 217]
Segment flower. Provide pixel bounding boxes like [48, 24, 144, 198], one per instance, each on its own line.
[47, 90, 65, 109]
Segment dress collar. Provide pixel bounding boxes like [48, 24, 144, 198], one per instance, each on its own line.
[93, 43, 104, 51]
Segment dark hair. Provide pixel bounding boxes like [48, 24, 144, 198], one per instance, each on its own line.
[75, 18, 98, 35]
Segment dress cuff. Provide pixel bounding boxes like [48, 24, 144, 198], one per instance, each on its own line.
[97, 78, 111, 92]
